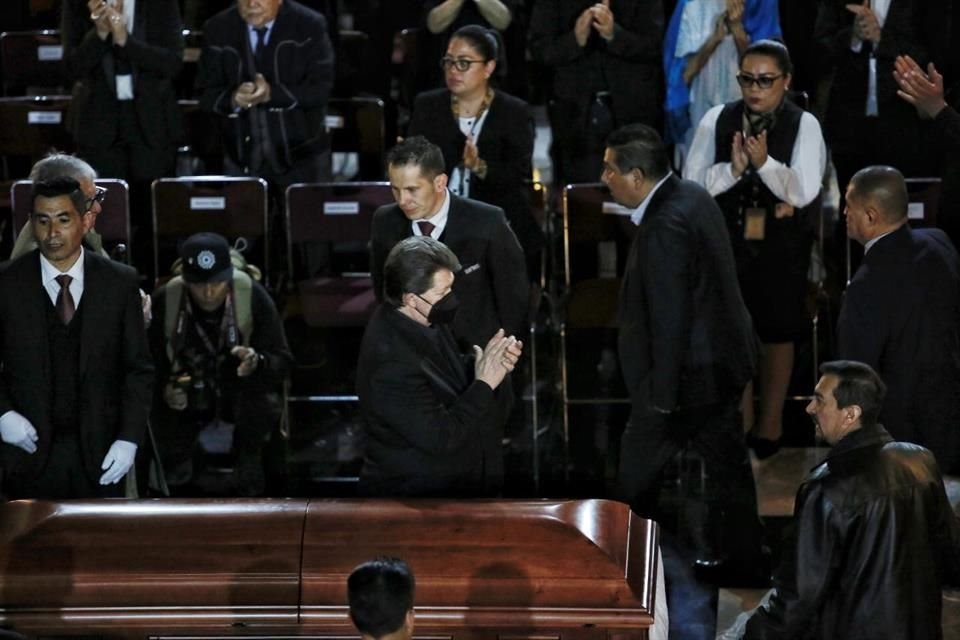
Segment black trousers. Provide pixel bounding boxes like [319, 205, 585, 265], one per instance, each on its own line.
[616, 394, 763, 564]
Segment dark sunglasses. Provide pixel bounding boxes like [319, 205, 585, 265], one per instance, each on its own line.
[736, 73, 784, 89]
[439, 57, 487, 72]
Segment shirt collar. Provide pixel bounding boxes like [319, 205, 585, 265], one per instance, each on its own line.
[863, 227, 899, 254]
[414, 189, 451, 237]
[631, 172, 673, 226]
[248, 19, 276, 39]
[40, 246, 85, 287]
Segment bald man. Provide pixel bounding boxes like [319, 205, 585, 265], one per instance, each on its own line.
[838, 165, 960, 474]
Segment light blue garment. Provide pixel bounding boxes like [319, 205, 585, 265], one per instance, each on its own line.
[663, 0, 781, 145]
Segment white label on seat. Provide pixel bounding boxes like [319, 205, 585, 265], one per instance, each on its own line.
[37, 45, 63, 61]
[190, 197, 226, 210]
[27, 111, 62, 124]
[908, 202, 924, 220]
[602, 201, 633, 216]
[324, 201, 360, 215]
[324, 115, 345, 129]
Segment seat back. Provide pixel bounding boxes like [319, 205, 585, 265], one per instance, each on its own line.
[152, 176, 269, 284]
[11, 178, 132, 262]
[326, 97, 385, 180]
[285, 181, 392, 328]
[0, 30, 69, 96]
[905, 177, 942, 228]
[562, 182, 637, 328]
[0, 96, 73, 164]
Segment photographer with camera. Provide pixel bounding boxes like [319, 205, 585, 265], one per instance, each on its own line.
[149, 233, 292, 496]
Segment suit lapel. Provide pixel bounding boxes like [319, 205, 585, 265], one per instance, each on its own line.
[25, 253, 51, 389]
[78, 253, 104, 378]
[439, 195, 464, 244]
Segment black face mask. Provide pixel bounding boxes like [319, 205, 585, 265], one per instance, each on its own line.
[417, 291, 460, 325]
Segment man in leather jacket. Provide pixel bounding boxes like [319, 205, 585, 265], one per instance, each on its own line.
[744, 360, 960, 639]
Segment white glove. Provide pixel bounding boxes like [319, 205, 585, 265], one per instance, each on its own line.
[0, 410, 38, 454]
[99, 439, 137, 485]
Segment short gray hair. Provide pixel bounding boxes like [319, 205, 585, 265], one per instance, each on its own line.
[29, 153, 97, 183]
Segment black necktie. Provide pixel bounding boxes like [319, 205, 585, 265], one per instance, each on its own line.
[56, 274, 75, 325]
[254, 27, 268, 68]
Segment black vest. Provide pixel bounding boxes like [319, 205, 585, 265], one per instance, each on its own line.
[713, 99, 817, 270]
[46, 295, 83, 435]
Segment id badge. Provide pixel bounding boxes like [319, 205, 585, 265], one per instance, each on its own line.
[744, 207, 766, 240]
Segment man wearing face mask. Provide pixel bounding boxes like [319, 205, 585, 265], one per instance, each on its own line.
[370, 136, 528, 494]
[357, 236, 523, 497]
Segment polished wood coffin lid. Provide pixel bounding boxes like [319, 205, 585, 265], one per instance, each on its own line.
[0, 498, 658, 637]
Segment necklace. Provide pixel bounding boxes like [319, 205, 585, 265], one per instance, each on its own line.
[451, 87, 494, 120]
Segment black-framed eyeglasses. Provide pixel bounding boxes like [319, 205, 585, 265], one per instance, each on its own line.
[736, 73, 784, 89]
[86, 185, 108, 209]
[440, 57, 487, 72]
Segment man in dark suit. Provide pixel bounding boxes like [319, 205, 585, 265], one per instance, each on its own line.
[814, 0, 949, 268]
[196, 0, 334, 187]
[369, 136, 528, 494]
[357, 236, 521, 497]
[62, 0, 184, 280]
[0, 177, 154, 499]
[837, 165, 960, 474]
[603, 124, 763, 566]
[529, 0, 664, 184]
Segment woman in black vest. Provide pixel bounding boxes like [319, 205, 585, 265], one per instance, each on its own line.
[685, 40, 827, 457]
[407, 24, 542, 283]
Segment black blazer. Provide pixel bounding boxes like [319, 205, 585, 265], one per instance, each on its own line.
[197, 0, 334, 171]
[61, 0, 183, 151]
[407, 88, 535, 239]
[617, 175, 758, 412]
[529, 0, 663, 128]
[837, 224, 960, 473]
[370, 194, 529, 349]
[814, 0, 949, 153]
[0, 251, 154, 482]
[356, 304, 494, 496]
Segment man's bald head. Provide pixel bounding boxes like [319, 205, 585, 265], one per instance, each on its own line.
[847, 165, 908, 225]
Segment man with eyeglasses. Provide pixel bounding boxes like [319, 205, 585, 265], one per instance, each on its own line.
[0, 176, 154, 500]
[685, 39, 827, 461]
[11, 154, 110, 261]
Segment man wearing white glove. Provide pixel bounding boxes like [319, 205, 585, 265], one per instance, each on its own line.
[0, 177, 153, 499]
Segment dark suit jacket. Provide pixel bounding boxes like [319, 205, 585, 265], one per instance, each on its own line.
[407, 88, 538, 253]
[356, 304, 494, 496]
[618, 175, 758, 413]
[0, 251, 154, 482]
[61, 0, 183, 152]
[529, 0, 663, 130]
[370, 194, 529, 350]
[814, 0, 949, 156]
[837, 224, 960, 473]
[197, 0, 333, 174]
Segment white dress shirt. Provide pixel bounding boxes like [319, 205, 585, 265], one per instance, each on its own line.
[412, 189, 451, 239]
[40, 247, 85, 307]
[684, 103, 827, 208]
[631, 172, 674, 226]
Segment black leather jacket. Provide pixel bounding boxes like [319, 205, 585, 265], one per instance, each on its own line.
[746, 424, 960, 640]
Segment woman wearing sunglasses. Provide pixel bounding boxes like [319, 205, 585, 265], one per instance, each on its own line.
[685, 39, 827, 459]
[407, 24, 541, 285]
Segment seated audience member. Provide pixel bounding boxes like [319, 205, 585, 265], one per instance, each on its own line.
[196, 0, 334, 188]
[11, 154, 109, 260]
[685, 39, 826, 459]
[664, 0, 781, 165]
[529, 0, 664, 185]
[348, 557, 415, 640]
[149, 233, 292, 496]
[408, 24, 542, 284]
[356, 236, 522, 497]
[743, 360, 960, 639]
[837, 165, 960, 474]
[0, 177, 153, 499]
[370, 137, 528, 494]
